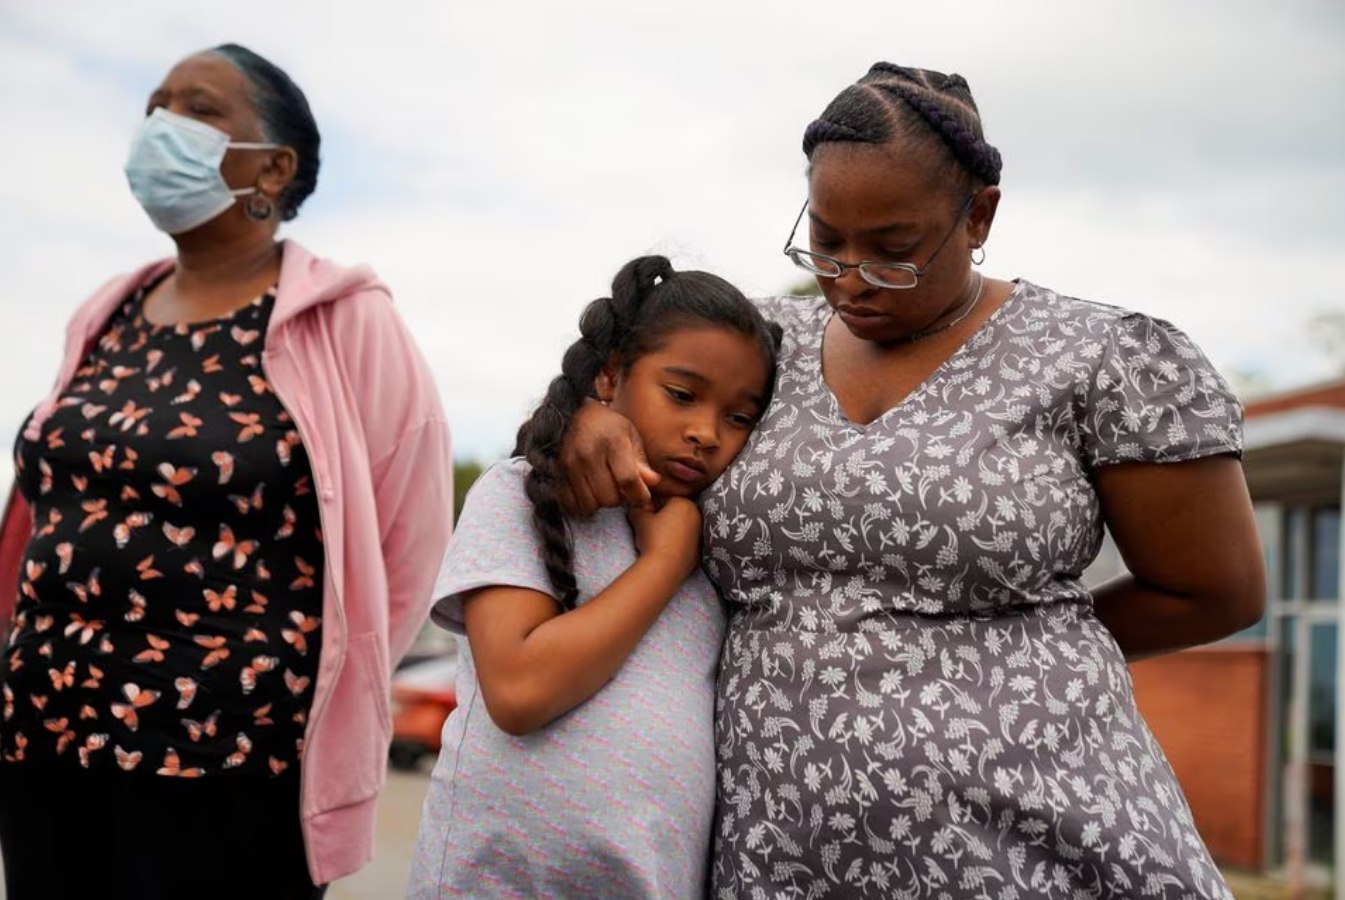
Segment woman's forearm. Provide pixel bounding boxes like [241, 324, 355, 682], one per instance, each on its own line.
[1091, 458, 1266, 662]
[1091, 573, 1263, 661]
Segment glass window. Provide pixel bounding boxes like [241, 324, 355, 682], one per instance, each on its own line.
[1307, 621, 1338, 864]
[1285, 508, 1309, 600]
[1255, 504, 1281, 601]
[1309, 622, 1338, 756]
[1279, 615, 1297, 762]
[1310, 508, 1340, 602]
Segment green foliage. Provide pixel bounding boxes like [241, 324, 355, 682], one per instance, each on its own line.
[453, 459, 487, 522]
[788, 277, 823, 297]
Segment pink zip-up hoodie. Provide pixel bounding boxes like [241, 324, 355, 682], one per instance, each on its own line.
[0, 239, 453, 885]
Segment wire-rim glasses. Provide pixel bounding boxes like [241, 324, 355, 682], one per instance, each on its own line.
[782, 194, 977, 290]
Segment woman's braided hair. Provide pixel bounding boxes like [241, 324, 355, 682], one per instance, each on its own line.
[511, 255, 783, 609]
[802, 62, 1002, 190]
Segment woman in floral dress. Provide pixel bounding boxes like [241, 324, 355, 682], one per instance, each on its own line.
[564, 62, 1265, 899]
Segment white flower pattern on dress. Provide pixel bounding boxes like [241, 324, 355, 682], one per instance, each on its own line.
[704, 281, 1242, 900]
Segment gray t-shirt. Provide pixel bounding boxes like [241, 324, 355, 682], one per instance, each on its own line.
[407, 458, 726, 900]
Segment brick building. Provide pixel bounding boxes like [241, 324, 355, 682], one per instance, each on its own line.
[1091, 378, 1345, 889]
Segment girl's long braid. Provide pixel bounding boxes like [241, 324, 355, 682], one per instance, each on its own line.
[511, 257, 670, 609]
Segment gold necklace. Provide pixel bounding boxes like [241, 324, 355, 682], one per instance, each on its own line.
[898, 271, 985, 345]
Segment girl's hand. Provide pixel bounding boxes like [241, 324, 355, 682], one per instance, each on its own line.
[465, 494, 700, 736]
[560, 400, 660, 515]
[628, 498, 702, 583]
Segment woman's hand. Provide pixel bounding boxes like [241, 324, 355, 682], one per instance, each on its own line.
[560, 401, 660, 514]
[1092, 455, 1266, 660]
[628, 498, 702, 584]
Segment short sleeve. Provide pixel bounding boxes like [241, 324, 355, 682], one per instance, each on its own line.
[752, 295, 825, 336]
[428, 458, 554, 633]
[1079, 312, 1243, 467]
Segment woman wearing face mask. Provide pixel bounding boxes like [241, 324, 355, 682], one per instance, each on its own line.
[0, 45, 452, 900]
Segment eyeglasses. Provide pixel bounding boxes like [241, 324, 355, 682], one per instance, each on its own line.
[782, 194, 977, 290]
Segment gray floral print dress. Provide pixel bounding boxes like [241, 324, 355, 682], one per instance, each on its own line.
[703, 281, 1241, 900]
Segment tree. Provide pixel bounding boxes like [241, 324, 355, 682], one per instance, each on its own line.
[453, 459, 488, 523]
[788, 278, 822, 297]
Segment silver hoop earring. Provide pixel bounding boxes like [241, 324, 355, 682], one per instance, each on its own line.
[970, 246, 986, 266]
[244, 193, 274, 222]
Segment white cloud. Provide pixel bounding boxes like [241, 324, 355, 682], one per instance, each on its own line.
[0, 0, 1341, 489]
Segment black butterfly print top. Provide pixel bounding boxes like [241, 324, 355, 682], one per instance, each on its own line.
[2, 282, 324, 779]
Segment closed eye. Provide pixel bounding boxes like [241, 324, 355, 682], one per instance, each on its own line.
[727, 412, 758, 428]
[810, 232, 918, 262]
[664, 386, 694, 404]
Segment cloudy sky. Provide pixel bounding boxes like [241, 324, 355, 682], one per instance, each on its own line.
[1, 0, 1341, 485]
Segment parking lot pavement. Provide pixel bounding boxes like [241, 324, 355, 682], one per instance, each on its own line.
[0, 767, 433, 900]
[329, 767, 433, 899]
[2, 770, 1303, 900]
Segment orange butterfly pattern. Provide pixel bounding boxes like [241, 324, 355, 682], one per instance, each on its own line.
[2, 287, 323, 777]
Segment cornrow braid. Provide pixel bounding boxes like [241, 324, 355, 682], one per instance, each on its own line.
[803, 61, 1003, 188]
[801, 118, 871, 157]
[511, 262, 660, 608]
[512, 255, 781, 610]
[870, 80, 1002, 186]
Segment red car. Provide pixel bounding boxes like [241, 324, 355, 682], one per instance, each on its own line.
[389, 654, 458, 771]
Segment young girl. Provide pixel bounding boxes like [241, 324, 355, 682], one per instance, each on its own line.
[406, 256, 781, 900]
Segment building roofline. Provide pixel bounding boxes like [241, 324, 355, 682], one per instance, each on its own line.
[1244, 377, 1345, 419]
[1244, 406, 1345, 451]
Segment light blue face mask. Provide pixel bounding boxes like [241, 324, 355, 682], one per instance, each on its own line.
[124, 108, 278, 235]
